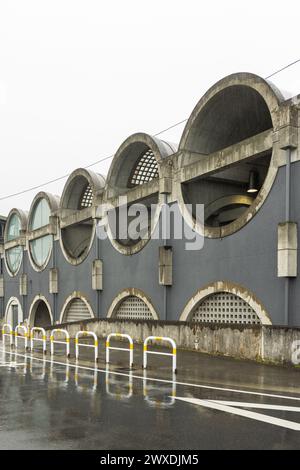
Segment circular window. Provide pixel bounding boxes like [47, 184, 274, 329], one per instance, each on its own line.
[5, 212, 23, 275]
[29, 198, 53, 269]
[178, 74, 282, 238]
[6, 246, 23, 274]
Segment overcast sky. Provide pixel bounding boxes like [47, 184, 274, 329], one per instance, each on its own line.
[0, 0, 300, 216]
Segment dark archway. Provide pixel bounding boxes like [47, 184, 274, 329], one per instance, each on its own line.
[31, 299, 52, 328]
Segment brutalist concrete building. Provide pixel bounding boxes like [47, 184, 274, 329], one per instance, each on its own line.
[1, 72, 300, 329]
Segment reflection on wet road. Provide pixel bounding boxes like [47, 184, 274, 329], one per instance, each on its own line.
[0, 345, 300, 449]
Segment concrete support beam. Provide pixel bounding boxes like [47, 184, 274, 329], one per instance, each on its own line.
[109, 180, 159, 207]
[60, 207, 95, 228]
[19, 274, 27, 296]
[92, 259, 103, 291]
[279, 125, 298, 150]
[5, 237, 26, 250]
[278, 222, 298, 277]
[159, 246, 173, 286]
[180, 129, 273, 183]
[27, 220, 57, 241]
[0, 277, 4, 298]
[49, 268, 58, 294]
[159, 161, 173, 194]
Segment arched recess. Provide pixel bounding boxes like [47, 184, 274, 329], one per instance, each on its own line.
[4, 297, 23, 328]
[180, 281, 271, 325]
[107, 288, 159, 320]
[29, 295, 53, 328]
[60, 292, 95, 324]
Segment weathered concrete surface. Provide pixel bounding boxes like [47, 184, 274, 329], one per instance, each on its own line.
[43, 318, 300, 366]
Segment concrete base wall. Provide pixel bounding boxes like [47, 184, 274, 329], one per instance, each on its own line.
[45, 318, 300, 366]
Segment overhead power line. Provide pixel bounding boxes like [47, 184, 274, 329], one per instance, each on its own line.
[1, 58, 300, 202]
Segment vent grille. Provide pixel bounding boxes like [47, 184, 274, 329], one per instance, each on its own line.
[115, 296, 154, 320]
[63, 298, 92, 323]
[129, 149, 158, 186]
[191, 292, 261, 324]
[80, 184, 93, 209]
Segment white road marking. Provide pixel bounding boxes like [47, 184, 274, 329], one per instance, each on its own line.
[173, 396, 300, 431]
[1, 346, 300, 403]
[209, 401, 300, 412]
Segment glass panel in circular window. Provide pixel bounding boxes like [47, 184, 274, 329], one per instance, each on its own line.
[7, 214, 21, 241]
[31, 199, 51, 230]
[30, 235, 52, 267]
[6, 246, 22, 273]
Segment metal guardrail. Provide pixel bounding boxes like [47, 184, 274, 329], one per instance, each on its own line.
[75, 331, 99, 362]
[143, 336, 177, 373]
[15, 325, 29, 350]
[30, 327, 47, 354]
[50, 329, 70, 358]
[2, 323, 13, 347]
[105, 333, 134, 368]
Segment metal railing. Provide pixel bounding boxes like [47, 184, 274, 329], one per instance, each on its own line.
[2, 323, 13, 347]
[50, 329, 70, 358]
[143, 336, 177, 373]
[30, 327, 47, 354]
[106, 333, 134, 368]
[75, 331, 99, 362]
[15, 325, 29, 350]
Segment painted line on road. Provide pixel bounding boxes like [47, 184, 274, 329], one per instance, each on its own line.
[173, 396, 300, 431]
[1, 346, 300, 403]
[208, 401, 300, 411]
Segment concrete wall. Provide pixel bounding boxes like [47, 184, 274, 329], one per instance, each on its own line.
[44, 317, 300, 366]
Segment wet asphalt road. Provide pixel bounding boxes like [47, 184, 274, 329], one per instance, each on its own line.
[0, 340, 300, 450]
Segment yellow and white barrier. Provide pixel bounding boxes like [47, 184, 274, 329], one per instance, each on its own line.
[30, 327, 47, 354]
[2, 323, 13, 347]
[75, 331, 99, 362]
[50, 329, 70, 358]
[143, 336, 177, 374]
[105, 333, 134, 368]
[15, 324, 29, 350]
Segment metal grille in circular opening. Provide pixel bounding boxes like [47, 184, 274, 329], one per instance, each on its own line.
[129, 149, 159, 186]
[191, 292, 261, 324]
[115, 296, 154, 320]
[63, 298, 92, 323]
[80, 184, 93, 208]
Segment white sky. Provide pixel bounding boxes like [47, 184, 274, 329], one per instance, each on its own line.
[0, 0, 300, 216]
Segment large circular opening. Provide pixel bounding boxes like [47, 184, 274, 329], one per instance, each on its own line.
[60, 170, 104, 263]
[106, 134, 170, 254]
[179, 80, 278, 236]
